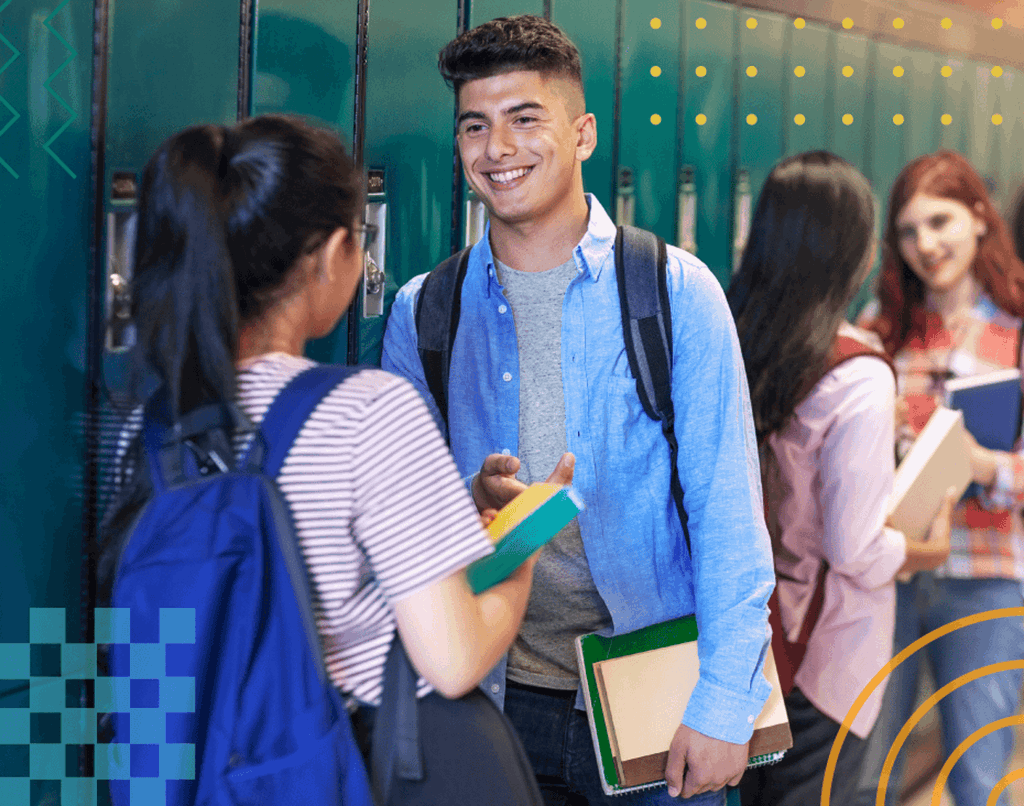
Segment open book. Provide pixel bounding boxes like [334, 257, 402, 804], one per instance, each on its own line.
[465, 482, 583, 593]
[887, 407, 972, 542]
[575, 615, 792, 795]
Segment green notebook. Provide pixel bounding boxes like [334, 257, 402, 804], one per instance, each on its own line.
[575, 615, 792, 796]
[466, 483, 584, 593]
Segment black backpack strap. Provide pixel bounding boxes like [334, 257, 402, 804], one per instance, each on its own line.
[415, 247, 472, 436]
[615, 225, 691, 557]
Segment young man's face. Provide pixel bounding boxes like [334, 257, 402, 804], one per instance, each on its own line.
[456, 70, 595, 229]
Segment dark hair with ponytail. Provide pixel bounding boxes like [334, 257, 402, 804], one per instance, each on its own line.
[727, 151, 876, 445]
[97, 114, 361, 596]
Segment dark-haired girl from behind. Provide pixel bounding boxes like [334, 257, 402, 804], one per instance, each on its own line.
[727, 151, 954, 806]
[98, 114, 555, 804]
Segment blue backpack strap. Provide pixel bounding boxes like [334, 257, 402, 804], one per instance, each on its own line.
[415, 247, 472, 437]
[615, 225, 691, 557]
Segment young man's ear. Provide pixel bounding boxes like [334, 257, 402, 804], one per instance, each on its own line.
[575, 113, 597, 162]
[317, 226, 353, 284]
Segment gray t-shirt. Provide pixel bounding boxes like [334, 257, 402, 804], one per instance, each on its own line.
[495, 256, 613, 690]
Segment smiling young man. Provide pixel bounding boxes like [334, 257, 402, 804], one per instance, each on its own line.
[381, 16, 775, 806]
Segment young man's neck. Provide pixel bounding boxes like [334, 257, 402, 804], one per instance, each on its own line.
[488, 189, 591, 273]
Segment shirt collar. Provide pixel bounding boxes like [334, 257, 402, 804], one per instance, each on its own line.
[475, 193, 617, 295]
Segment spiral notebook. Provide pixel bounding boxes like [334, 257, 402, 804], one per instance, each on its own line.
[575, 615, 792, 796]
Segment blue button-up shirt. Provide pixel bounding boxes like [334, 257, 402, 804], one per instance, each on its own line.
[382, 195, 775, 744]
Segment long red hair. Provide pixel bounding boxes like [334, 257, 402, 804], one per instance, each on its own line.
[869, 150, 1024, 355]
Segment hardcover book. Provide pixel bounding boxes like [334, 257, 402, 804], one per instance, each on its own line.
[466, 482, 583, 593]
[575, 615, 792, 796]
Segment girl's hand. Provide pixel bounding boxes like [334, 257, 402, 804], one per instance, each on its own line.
[962, 430, 998, 487]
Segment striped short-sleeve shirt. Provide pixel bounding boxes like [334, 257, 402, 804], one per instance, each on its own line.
[117, 353, 493, 705]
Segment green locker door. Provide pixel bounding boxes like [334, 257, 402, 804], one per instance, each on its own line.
[936, 55, 971, 155]
[0, 0, 93, 703]
[988, 63, 1020, 206]
[830, 31, 870, 174]
[967, 59, 999, 192]
[251, 0, 357, 365]
[616, 0, 681, 244]
[470, 0, 543, 26]
[680, 0, 735, 285]
[904, 47, 941, 162]
[783, 18, 830, 159]
[736, 8, 785, 275]
[358, 1, 460, 365]
[554, 0, 617, 213]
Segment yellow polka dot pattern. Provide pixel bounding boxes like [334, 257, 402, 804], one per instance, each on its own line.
[794, 66, 806, 78]
[695, 66, 707, 78]
[650, 66, 661, 77]
[746, 113, 757, 125]
[893, 18, 904, 30]
[941, 114, 952, 125]
[842, 113, 853, 125]
[842, 18, 853, 29]
[696, 114, 707, 125]
[746, 17, 757, 30]
[893, 114, 904, 125]
[650, 18, 661, 30]
[992, 18, 1003, 29]
[893, 66, 905, 77]
[651, 114, 662, 125]
[794, 114, 805, 126]
[794, 18, 805, 29]
[992, 66, 1003, 78]
[941, 18, 952, 30]
[842, 65, 854, 78]
[746, 66, 757, 77]
[695, 17, 706, 30]
[941, 66, 952, 78]
[993, 114, 1003, 125]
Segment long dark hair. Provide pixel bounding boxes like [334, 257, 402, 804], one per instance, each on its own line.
[867, 150, 1024, 356]
[727, 151, 876, 444]
[97, 114, 361, 595]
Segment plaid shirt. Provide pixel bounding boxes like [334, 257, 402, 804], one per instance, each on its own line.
[859, 291, 1024, 580]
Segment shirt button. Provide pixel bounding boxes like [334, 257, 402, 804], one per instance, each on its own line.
[498, 304, 508, 314]
[502, 372, 512, 382]
[491, 684, 501, 694]
[748, 715, 755, 724]
[501, 449, 511, 456]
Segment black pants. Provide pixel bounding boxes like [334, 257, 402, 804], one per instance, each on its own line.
[739, 688, 867, 806]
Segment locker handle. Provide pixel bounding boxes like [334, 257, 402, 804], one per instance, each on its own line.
[615, 167, 635, 228]
[464, 190, 488, 247]
[363, 169, 386, 319]
[677, 166, 697, 255]
[105, 171, 138, 353]
[732, 169, 752, 275]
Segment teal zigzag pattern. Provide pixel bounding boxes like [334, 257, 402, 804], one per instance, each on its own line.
[0, 0, 21, 179]
[43, 0, 76, 178]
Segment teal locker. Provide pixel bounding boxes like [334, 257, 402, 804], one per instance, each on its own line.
[470, 0, 544, 26]
[251, 0, 358, 365]
[616, 0, 681, 244]
[358, 1, 460, 365]
[994, 66, 1024, 207]
[937, 55, 971, 155]
[680, 0, 735, 285]
[830, 32, 870, 174]
[966, 59, 999, 192]
[870, 42, 908, 195]
[905, 47, 940, 162]
[554, 0, 617, 212]
[736, 8, 786, 274]
[783, 19, 830, 159]
[0, 0, 92, 674]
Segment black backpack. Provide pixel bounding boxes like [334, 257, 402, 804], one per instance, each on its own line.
[414, 225, 691, 555]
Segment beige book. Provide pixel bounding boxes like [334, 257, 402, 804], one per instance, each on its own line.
[592, 644, 791, 788]
[887, 407, 972, 542]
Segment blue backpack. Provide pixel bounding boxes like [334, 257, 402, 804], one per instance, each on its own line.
[108, 365, 374, 806]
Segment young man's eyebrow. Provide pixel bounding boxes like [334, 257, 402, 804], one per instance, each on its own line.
[504, 102, 545, 116]
[456, 110, 487, 125]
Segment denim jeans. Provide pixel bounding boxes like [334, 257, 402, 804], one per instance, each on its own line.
[852, 575, 1024, 806]
[503, 681, 728, 806]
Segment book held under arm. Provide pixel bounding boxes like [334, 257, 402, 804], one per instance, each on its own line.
[575, 615, 792, 796]
[887, 406, 972, 542]
[466, 482, 584, 593]
[944, 368, 1023, 499]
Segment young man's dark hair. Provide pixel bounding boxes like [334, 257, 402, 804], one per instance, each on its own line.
[437, 14, 583, 94]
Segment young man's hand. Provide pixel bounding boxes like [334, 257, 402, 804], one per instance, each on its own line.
[471, 453, 574, 513]
[664, 724, 747, 798]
